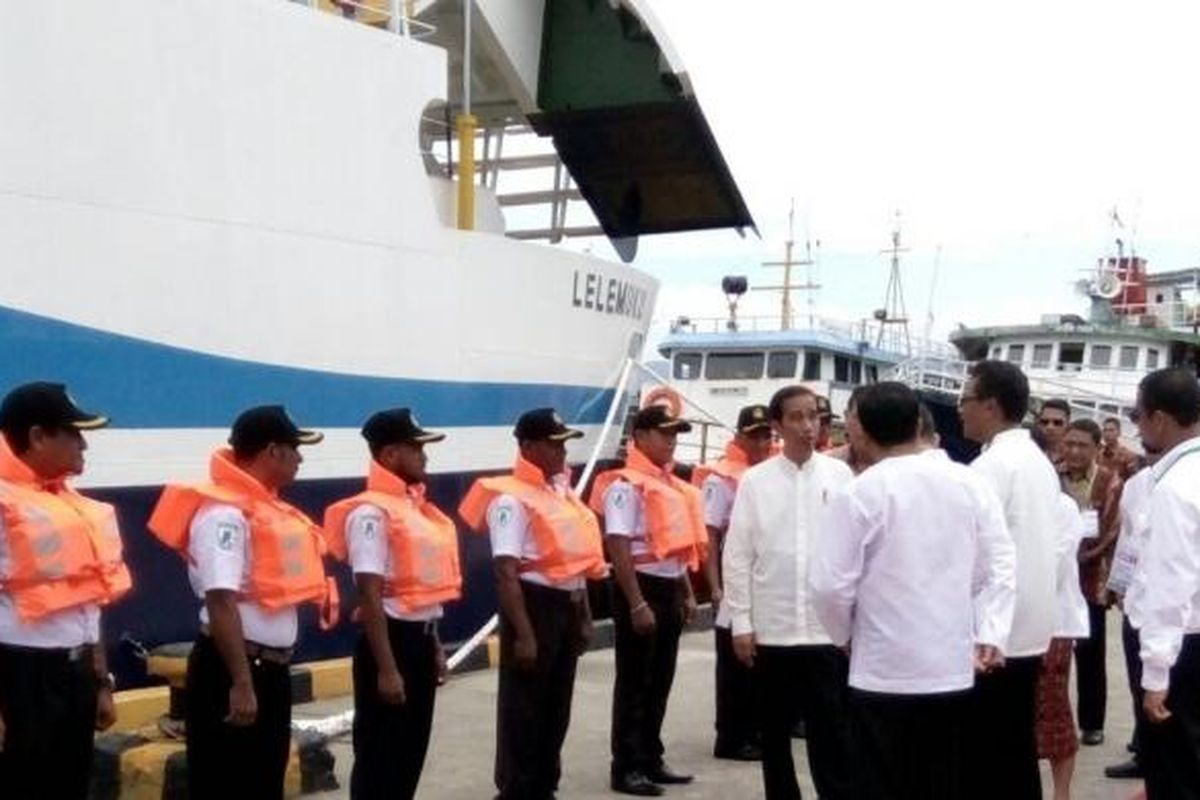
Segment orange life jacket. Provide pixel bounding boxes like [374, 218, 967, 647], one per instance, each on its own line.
[690, 441, 751, 489]
[589, 445, 708, 571]
[147, 448, 338, 627]
[0, 439, 132, 622]
[323, 460, 463, 613]
[459, 456, 607, 583]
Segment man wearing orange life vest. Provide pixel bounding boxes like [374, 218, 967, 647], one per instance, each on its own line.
[593, 405, 707, 797]
[691, 404, 774, 762]
[0, 382, 130, 799]
[459, 408, 607, 800]
[148, 405, 335, 800]
[323, 408, 461, 800]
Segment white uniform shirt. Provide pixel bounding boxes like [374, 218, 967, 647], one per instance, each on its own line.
[345, 503, 444, 621]
[487, 473, 586, 591]
[1055, 494, 1091, 639]
[722, 452, 853, 645]
[0, 514, 101, 648]
[1107, 466, 1154, 604]
[1127, 437, 1200, 692]
[603, 480, 687, 579]
[188, 502, 298, 649]
[971, 428, 1060, 658]
[810, 452, 1015, 694]
[702, 473, 737, 629]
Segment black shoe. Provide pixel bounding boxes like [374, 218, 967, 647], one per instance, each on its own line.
[611, 771, 664, 796]
[1127, 740, 1138, 754]
[713, 741, 762, 761]
[1104, 759, 1143, 779]
[1081, 730, 1105, 746]
[646, 764, 694, 785]
[791, 719, 807, 739]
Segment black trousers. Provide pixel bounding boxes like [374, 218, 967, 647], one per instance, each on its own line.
[611, 572, 685, 775]
[1143, 633, 1200, 799]
[1123, 615, 1146, 758]
[350, 619, 439, 800]
[496, 581, 586, 800]
[186, 633, 292, 800]
[754, 644, 852, 800]
[714, 625, 759, 749]
[968, 654, 1043, 800]
[0, 642, 98, 800]
[850, 688, 970, 800]
[1075, 601, 1108, 732]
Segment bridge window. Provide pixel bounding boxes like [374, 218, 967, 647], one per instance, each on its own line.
[674, 352, 703, 380]
[1058, 342, 1084, 372]
[1007, 344, 1025, 364]
[1032, 344, 1053, 368]
[1147, 348, 1160, 369]
[991, 346, 1002, 359]
[834, 356, 850, 383]
[850, 360, 863, 384]
[767, 351, 798, 379]
[1090, 345, 1112, 368]
[802, 352, 822, 381]
[705, 352, 764, 380]
[1119, 346, 1139, 370]
[866, 364, 879, 383]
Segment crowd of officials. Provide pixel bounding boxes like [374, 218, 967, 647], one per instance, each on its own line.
[0, 360, 1198, 799]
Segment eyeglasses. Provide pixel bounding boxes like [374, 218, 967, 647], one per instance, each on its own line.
[1037, 418, 1066, 428]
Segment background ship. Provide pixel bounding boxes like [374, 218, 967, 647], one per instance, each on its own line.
[0, 0, 753, 684]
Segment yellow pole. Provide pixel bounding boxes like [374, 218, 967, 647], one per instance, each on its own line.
[456, 112, 477, 231]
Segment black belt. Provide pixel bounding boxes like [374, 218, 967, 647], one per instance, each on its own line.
[520, 580, 586, 604]
[0, 641, 93, 663]
[199, 627, 293, 665]
[388, 617, 439, 636]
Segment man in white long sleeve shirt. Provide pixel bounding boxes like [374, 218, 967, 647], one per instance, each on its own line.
[1125, 367, 1200, 797]
[811, 383, 1015, 800]
[723, 385, 853, 800]
[958, 360, 1059, 800]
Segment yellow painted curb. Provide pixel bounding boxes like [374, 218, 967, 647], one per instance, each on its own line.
[119, 740, 183, 800]
[112, 686, 172, 733]
[146, 654, 188, 688]
[486, 634, 501, 667]
[305, 657, 354, 700]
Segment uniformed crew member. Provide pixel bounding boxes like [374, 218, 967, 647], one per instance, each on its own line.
[0, 382, 130, 799]
[324, 408, 462, 800]
[690, 404, 773, 761]
[148, 405, 337, 800]
[592, 405, 708, 797]
[460, 407, 608, 800]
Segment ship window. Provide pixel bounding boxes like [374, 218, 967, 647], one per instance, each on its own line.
[1148, 348, 1160, 369]
[705, 352, 764, 380]
[1119, 346, 1139, 370]
[1032, 344, 1053, 368]
[1058, 342, 1085, 372]
[767, 352, 798, 379]
[991, 346, 1003, 359]
[802, 352, 822, 381]
[1100, 403, 1119, 414]
[673, 353, 703, 380]
[866, 364, 879, 383]
[850, 360, 863, 384]
[1090, 345, 1113, 368]
[1007, 344, 1025, 364]
[834, 356, 850, 383]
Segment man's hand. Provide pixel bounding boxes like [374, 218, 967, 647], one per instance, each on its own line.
[631, 603, 657, 637]
[974, 644, 1005, 674]
[435, 644, 448, 686]
[226, 679, 258, 726]
[378, 667, 406, 705]
[1145, 689, 1173, 723]
[709, 587, 723, 618]
[95, 686, 117, 731]
[682, 591, 698, 626]
[514, 634, 538, 672]
[732, 633, 756, 668]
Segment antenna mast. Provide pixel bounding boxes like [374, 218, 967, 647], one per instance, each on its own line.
[875, 212, 912, 355]
[757, 200, 821, 330]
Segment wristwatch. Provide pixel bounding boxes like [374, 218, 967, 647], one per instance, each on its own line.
[97, 671, 117, 692]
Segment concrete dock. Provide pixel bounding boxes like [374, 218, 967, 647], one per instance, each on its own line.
[302, 613, 1146, 799]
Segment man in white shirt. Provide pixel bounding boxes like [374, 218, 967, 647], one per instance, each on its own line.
[692, 404, 774, 761]
[1125, 367, 1200, 797]
[723, 385, 854, 800]
[0, 383, 127, 799]
[958, 360, 1060, 800]
[811, 382, 1015, 799]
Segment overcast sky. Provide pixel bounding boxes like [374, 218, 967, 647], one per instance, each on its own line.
[571, 0, 1200, 353]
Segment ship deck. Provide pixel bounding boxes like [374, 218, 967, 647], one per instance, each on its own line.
[303, 614, 1144, 799]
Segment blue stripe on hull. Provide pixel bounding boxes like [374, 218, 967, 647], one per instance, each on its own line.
[0, 305, 615, 427]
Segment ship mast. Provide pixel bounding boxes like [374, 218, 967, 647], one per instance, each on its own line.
[757, 200, 820, 330]
[875, 212, 912, 355]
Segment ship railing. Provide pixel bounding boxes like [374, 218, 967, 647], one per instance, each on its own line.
[667, 314, 959, 359]
[296, 0, 436, 39]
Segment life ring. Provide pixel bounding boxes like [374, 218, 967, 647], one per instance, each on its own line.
[641, 385, 684, 417]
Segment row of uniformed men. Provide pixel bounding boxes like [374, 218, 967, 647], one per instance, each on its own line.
[0, 381, 714, 799]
